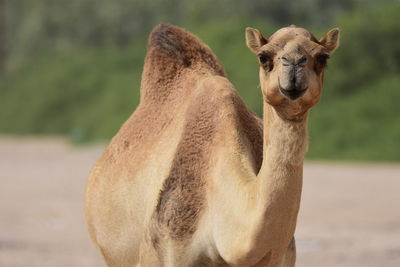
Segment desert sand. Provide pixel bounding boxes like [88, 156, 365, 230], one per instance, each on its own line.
[0, 137, 399, 266]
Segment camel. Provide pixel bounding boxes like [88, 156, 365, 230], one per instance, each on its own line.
[85, 23, 339, 266]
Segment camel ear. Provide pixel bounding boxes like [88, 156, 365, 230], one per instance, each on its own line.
[319, 28, 340, 54]
[245, 27, 267, 53]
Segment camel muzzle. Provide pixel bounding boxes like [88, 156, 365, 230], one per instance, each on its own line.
[278, 58, 309, 100]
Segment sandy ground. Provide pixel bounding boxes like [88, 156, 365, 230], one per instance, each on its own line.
[0, 137, 399, 267]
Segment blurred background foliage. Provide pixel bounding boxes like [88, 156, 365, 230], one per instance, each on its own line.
[0, 0, 399, 160]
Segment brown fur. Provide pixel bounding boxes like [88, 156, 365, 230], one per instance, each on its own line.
[154, 89, 218, 239]
[85, 23, 339, 266]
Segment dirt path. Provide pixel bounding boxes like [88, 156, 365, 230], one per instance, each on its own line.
[0, 137, 399, 266]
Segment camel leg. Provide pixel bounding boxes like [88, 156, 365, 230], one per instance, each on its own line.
[253, 238, 296, 267]
[276, 237, 296, 267]
[138, 240, 163, 267]
[272, 238, 296, 267]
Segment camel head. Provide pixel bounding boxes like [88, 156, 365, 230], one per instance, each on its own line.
[246, 25, 340, 120]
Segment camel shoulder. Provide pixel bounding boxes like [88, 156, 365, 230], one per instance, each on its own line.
[193, 76, 264, 170]
[152, 76, 263, 242]
[197, 76, 262, 136]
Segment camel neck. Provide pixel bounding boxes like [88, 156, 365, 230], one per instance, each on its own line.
[262, 104, 308, 167]
[257, 102, 308, 229]
[248, 103, 308, 263]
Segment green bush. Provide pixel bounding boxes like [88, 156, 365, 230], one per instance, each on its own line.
[309, 75, 400, 161]
[0, 45, 144, 142]
[1, 2, 399, 161]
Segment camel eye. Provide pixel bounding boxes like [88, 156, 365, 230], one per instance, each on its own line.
[258, 53, 270, 65]
[316, 53, 329, 67]
[258, 53, 273, 71]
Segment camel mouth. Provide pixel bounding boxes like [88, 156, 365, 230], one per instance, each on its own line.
[279, 86, 308, 100]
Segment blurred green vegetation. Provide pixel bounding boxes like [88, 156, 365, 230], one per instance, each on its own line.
[0, 0, 399, 161]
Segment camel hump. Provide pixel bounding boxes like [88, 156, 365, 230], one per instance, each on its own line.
[148, 24, 225, 75]
[140, 24, 226, 102]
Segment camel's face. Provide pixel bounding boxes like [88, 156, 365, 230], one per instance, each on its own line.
[246, 26, 339, 120]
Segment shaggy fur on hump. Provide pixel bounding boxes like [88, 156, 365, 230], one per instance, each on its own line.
[140, 23, 226, 103]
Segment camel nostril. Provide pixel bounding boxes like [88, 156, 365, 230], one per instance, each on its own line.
[281, 56, 291, 66]
[297, 56, 307, 66]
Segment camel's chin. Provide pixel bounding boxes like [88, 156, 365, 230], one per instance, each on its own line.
[279, 87, 308, 101]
